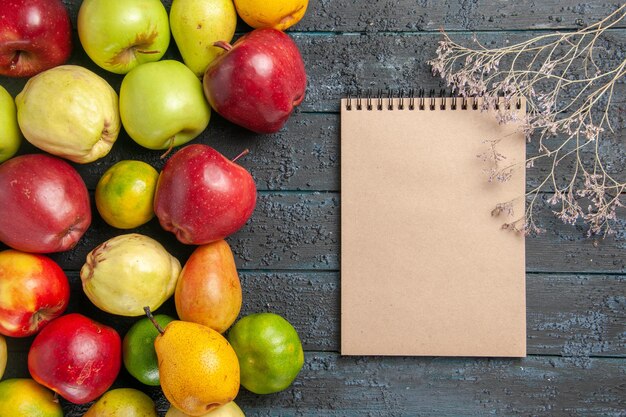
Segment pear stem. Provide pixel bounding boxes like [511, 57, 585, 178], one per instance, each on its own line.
[213, 41, 233, 52]
[231, 149, 250, 163]
[160, 137, 175, 159]
[144, 306, 165, 335]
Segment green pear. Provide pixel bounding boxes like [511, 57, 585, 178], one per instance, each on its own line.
[119, 60, 211, 152]
[0, 86, 21, 163]
[170, 0, 237, 77]
[83, 388, 158, 417]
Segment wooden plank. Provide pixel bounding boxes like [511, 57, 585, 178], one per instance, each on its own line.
[296, 30, 626, 113]
[57, 0, 626, 33]
[3, 352, 625, 416]
[235, 354, 626, 417]
[297, 0, 626, 33]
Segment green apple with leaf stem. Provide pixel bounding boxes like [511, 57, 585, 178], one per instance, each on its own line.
[78, 0, 170, 74]
[0, 86, 21, 163]
[170, 0, 237, 77]
[119, 60, 211, 154]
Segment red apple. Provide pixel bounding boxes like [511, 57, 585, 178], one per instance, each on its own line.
[28, 313, 121, 404]
[203, 28, 306, 134]
[0, 154, 92, 253]
[0, 250, 69, 337]
[175, 240, 242, 333]
[154, 144, 257, 245]
[0, 0, 72, 78]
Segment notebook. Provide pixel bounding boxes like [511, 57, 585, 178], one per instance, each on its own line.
[340, 92, 527, 357]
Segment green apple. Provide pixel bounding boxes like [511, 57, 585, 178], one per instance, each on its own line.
[170, 0, 237, 77]
[78, 0, 170, 74]
[0, 86, 21, 163]
[119, 60, 211, 151]
[15, 65, 120, 164]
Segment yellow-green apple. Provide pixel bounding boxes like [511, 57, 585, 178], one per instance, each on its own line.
[0, 250, 69, 337]
[15, 65, 120, 163]
[0, 154, 92, 253]
[77, 0, 170, 74]
[120, 60, 211, 152]
[175, 240, 242, 333]
[0, 86, 21, 163]
[0, 0, 72, 77]
[28, 313, 121, 404]
[154, 144, 257, 245]
[170, 0, 237, 77]
[203, 28, 306, 134]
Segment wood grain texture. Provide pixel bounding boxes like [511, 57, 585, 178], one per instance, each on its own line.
[297, 30, 626, 112]
[298, 0, 626, 33]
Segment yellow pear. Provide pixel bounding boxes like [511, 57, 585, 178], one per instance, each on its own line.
[165, 401, 245, 417]
[146, 308, 240, 415]
[170, 0, 237, 77]
[83, 388, 158, 417]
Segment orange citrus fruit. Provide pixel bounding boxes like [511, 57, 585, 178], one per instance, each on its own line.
[233, 0, 308, 31]
[227, 312, 304, 394]
[95, 160, 158, 229]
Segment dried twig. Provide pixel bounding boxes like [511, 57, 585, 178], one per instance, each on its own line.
[428, 4, 626, 236]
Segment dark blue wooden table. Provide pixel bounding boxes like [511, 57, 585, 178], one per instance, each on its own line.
[1, 1, 625, 415]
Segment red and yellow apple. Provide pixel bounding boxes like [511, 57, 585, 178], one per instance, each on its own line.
[28, 313, 121, 404]
[175, 240, 242, 333]
[0, 250, 69, 337]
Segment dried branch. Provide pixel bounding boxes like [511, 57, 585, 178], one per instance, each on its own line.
[428, 4, 626, 236]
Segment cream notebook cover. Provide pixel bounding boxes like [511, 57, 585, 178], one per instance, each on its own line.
[340, 95, 526, 357]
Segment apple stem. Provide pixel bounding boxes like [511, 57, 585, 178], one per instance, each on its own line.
[213, 41, 233, 52]
[231, 149, 250, 163]
[136, 49, 160, 55]
[160, 137, 175, 159]
[144, 306, 165, 335]
[53, 392, 60, 404]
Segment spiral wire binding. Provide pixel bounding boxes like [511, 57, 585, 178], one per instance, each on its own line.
[345, 89, 522, 111]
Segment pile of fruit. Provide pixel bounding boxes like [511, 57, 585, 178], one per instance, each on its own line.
[0, 0, 309, 415]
